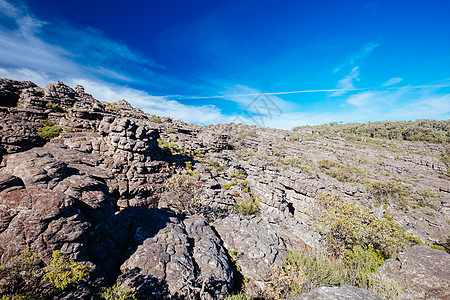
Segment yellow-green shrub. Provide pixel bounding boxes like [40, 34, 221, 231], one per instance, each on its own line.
[314, 193, 420, 258]
[98, 284, 137, 300]
[38, 125, 62, 140]
[43, 250, 90, 292]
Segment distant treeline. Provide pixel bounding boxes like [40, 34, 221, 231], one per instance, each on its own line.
[293, 119, 450, 144]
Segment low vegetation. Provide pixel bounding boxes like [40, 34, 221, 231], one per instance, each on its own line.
[265, 193, 420, 299]
[45, 103, 66, 113]
[150, 115, 162, 123]
[234, 194, 260, 216]
[366, 181, 443, 211]
[38, 119, 62, 140]
[267, 248, 404, 299]
[98, 284, 137, 300]
[0, 248, 90, 299]
[313, 193, 421, 258]
[164, 173, 203, 215]
[318, 159, 369, 183]
[294, 119, 450, 144]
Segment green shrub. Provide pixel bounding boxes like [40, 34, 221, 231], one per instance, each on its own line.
[38, 124, 62, 140]
[272, 249, 403, 299]
[45, 103, 66, 113]
[366, 181, 412, 209]
[98, 284, 137, 300]
[0, 248, 42, 296]
[314, 193, 420, 258]
[0, 248, 89, 298]
[107, 103, 120, 110]
[43, 250, 90, 292]
[226, 292, 251, 300]
[150, 115, 162, 123]
[234, 195, 260, 216]
[431, 245, 446, 252]
[318, 160, 369, 183]
[343, 245, 384, 287]
[164, 174, 203, 215]
[284, 250, 344, 288]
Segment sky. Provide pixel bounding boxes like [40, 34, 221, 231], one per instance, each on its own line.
[0, 0, 449, 129]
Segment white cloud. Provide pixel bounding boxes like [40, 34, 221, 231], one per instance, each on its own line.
[382, 77, 403, 87]
[349, 42, 380, 65]
[332, 42, 380, 97]
[345, 91, 377, 107]
[332, 66, 360, 96]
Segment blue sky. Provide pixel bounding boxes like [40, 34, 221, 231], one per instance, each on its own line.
[0, 0, 449, 128]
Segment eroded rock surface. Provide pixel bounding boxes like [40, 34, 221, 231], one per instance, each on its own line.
[0, 78, 449, 299]
[379, 246, 450, 300]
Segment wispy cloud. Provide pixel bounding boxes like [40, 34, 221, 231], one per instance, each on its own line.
[349, 42, 380, 65]
[332, 66, 360, 96]
[332, 42, 379, 96]
[382, 77, 403, 87]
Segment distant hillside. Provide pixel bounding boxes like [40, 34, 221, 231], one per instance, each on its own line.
[294, 119, 450, 144]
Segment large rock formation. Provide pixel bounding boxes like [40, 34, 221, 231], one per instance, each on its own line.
[0, 78, 449, 299]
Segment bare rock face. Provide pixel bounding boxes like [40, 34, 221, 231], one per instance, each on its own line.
[0, 79, 38, 107]
[0, 118, 44, 157]
[287, 286, 383, 300]
[119, 210, 233, 299]
[378, 246, 450, 300]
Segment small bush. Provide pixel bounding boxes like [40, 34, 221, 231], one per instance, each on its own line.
[150, 115, 162, 123]
[38, 122, 62, 140]
[98, 284, 137, 300]
[431, 245, 446, 252]
[45, 103, 66, 113]
[0, 248, 43, 296]
[107, 103, 120, 110]
[226, 292, 251, 300]
[318, 159, 369, 183]
[164, 174, 203, 215]
[314, 193, 420, 258]
[43, 250, 90, 292]
[234, 195, 260, 216]
[366, 181, 412, 209]
[269, 249, 403, 299]
[0, 248, 89, 298]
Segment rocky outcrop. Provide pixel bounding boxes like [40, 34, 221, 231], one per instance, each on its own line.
[378, 246, 450, 299]
[0, 78, 449, 299]
[119, 212, 232, 299]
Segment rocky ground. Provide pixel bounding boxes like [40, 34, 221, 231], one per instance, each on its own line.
[0, 78, 449, 299]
